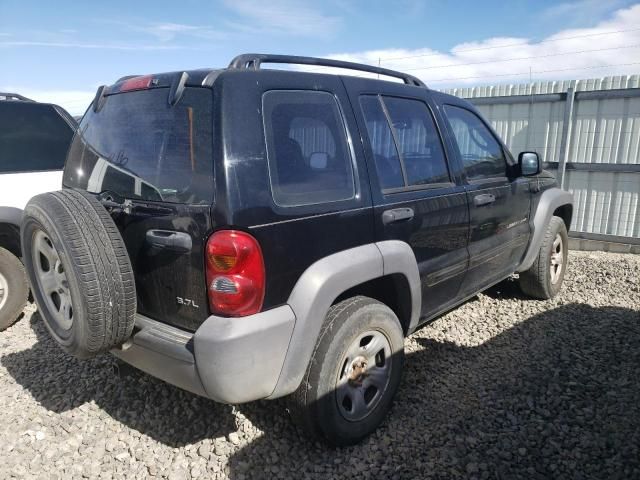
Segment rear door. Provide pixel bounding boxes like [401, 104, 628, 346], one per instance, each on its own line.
[439, 102, 531, 296]
[344, 77, 470, 320]
[63, 85, 214, 331]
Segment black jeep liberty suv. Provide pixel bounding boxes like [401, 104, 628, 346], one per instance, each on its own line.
[21, 54, 573, 446]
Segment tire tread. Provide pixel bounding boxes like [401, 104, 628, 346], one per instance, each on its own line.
[21, 190, 135, 357]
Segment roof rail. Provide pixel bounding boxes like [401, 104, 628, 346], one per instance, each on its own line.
[228, 53, 427, 88]
[0, 92, 35, 102]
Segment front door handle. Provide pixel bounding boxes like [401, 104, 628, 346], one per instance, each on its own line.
[473, 193, 496, 207]
[146, 230, 193, 253]
[382, 207, 414, 225]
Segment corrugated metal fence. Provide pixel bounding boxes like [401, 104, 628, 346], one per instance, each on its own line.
[445, 75, 640, 245]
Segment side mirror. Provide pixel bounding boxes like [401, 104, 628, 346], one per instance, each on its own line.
[519, 151, 541, 176]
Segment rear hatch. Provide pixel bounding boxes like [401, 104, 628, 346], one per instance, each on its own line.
[62, 78, 214, 331]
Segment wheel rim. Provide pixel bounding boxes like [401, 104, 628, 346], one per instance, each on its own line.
[0, 271, 8, 311]
[550, 233, 564, 284]
[31, 230, 73, 330]
[335, 330, 392, 422]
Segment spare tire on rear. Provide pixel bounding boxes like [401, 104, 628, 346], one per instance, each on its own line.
[21, 189, 136, 358]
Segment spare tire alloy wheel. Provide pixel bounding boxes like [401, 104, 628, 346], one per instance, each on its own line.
[31, 230, 73, 330]
[21, 190, 136, 358]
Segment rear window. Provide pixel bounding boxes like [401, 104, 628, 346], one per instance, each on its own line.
[262, 90, 356, 207]
[63, 87, 213, 205]
[0, 102, 75, 173]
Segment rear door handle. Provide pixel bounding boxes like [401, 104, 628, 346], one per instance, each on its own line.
[473, 193, 496, 207]
[146, 230, 193, 253]
[382, 207, 414, 225]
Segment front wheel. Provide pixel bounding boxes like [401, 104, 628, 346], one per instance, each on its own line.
[519, 215, 569, 299]
[289, 296, 405, 446]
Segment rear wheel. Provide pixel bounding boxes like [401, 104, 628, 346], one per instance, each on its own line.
[0, 247, 29, 331]
[519, 215, 569, 299]
[289, 296, 404, 446]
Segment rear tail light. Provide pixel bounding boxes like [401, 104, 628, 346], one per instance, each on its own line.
[205, 230, 265, 317]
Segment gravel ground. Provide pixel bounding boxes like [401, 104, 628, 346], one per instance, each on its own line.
[1, 250, 639, 480]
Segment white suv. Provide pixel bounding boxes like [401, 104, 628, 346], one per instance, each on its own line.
[0, 93, 76, 330]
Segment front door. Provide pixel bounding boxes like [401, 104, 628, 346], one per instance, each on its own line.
[440, 104, 531, 297]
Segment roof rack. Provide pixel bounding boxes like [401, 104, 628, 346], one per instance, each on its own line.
[228, 53, 427, 88]
[0, 92, 35, 102]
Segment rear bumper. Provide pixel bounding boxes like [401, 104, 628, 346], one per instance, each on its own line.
[111, 305, 296, 404]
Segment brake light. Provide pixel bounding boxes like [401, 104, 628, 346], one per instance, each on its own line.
[205, 230, 265, 317]
[119, 75, 153, 92]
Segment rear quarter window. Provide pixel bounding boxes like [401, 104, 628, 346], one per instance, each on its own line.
[262, 90, 356, 207]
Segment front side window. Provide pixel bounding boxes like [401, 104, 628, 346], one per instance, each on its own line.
[443, 105, 506, 180]
[263, 90, 355, 207]
[360, 95, 450, 191]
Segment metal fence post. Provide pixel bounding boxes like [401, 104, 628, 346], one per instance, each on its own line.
[557, 85, 576, 189]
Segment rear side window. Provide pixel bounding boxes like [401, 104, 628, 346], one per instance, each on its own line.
[63, 87, 213, 204]
[0, 102, 75, 173]
[443, 105, 506, 180]
[262, 90, 355, 207]
[360, 95, 450, 191]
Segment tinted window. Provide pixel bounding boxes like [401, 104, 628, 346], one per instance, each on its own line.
[443, 105, 506, 179]
[359, 96, 404, 189]
[383, 97, 450, 186]
[102, 165, 135, 196]
[63, 87, 213, 204]
[263, 90, 355, 207]
[0, 102, 75, 173]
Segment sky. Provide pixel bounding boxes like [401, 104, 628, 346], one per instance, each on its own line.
[1, 0, 640, 115]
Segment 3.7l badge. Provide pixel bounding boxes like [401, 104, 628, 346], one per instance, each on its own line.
[176, 297, 200, 308]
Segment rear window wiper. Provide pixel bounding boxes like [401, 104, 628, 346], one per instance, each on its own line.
[99, 196, 134, 214]
[98, 192, 171, 215]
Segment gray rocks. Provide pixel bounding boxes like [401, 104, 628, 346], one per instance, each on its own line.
[0, 251, 638, 479]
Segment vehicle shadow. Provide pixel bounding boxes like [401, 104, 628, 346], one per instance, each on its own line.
[2, 303, 639, 479]
[482, 275, 530, 300]
[227, 302, 640, 479]
[1, 312, 238, 446]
